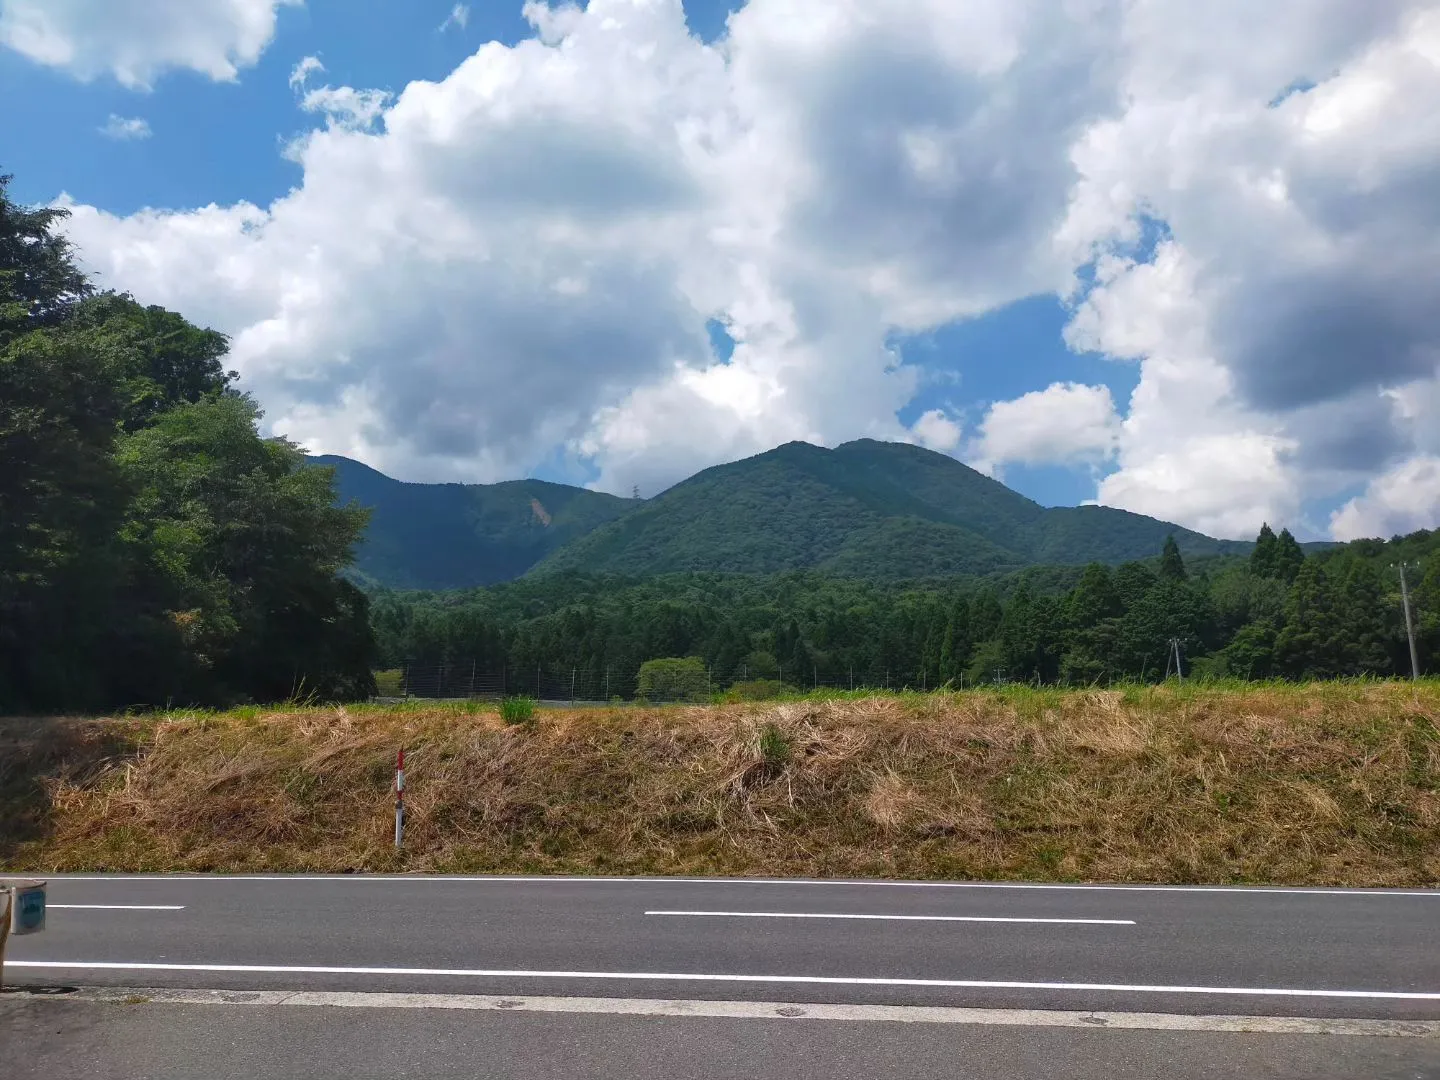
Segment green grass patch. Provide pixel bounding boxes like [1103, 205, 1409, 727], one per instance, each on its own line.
[500, 696, 537, 726]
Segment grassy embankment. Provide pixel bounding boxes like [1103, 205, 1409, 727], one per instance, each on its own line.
[2, 681, 1437, 886]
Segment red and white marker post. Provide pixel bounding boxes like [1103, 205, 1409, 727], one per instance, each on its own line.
[394, 747, 405, 849]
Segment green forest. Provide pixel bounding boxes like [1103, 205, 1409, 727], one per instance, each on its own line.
[0, 174, 374, 711]
[3, 169, 1438, 712]
[371, 527, 1440, 697]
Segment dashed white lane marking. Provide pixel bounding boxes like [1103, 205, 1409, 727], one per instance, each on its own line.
[645, 911, 1135, 925]
[47, 905, 185, 911]
[4, 986, 1437, 1038]
[7, 961, 1439, 1002]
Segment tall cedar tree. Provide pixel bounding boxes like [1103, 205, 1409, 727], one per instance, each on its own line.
[1250, 523, 1279, 577]
[1276, 560, 1340, 679]
[1274, 528, 1306, 583]
[1158, 535, 1187, 581]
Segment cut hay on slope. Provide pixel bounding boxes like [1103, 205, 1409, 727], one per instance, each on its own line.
[2, 682, 1437, 885]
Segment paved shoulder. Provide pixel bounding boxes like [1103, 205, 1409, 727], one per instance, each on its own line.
[4, 992, 1439, 1080]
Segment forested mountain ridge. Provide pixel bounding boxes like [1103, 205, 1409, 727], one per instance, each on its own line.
[316, 438, 1303, 588]
[312, 454, 636, 590]
[531, 439, 1249, 580]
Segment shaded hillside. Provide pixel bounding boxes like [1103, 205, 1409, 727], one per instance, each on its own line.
[534, 440, 1246, 580]
[312, 455, 636, 590]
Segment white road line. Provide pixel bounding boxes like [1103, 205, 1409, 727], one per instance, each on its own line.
[8, 961, 1439, 1001]
[645, 911, 1135, 925]
[9, 986, 1439, 1038]
[47, 905, 185, 911]
[39, 874, 1440, 897]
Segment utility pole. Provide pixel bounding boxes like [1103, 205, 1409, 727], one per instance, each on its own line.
[1165, 638, 1184, 682]
[1395, 562, 1421, 681]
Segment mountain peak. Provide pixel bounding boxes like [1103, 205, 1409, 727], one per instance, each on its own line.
[312, 443, 1245, 589]
[532, 439, 1239, 581]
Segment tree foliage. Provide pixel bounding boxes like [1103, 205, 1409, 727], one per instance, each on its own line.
[369, 525, 1439, 691]
[637, 657, 709, 702]
[0, 172, 373, 710]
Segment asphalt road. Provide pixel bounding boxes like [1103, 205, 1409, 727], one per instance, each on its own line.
[4, 874, 1439, 1020]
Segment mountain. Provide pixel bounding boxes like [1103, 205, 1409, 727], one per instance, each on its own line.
[532, 440, 1249, 580]
[315, 440, 1256, 590]
[310, 455, 637, 590]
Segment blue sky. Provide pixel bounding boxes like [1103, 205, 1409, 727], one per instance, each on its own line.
[4, 0, 1433, 540]
[3, 1, 737, 213]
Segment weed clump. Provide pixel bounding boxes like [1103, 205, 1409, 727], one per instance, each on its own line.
[759, 722, 791, 766]
[725, 680, 790, 703]
[499, 697, 537, 726]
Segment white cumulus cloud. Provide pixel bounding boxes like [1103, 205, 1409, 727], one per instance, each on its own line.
[910, 409, 964, 453]
[60, 0, 1108, 491]
[289, 54, 324, 91]
[298, 85, 393, 132]
[0, 0, 300, 89]
[972, 382, 1119, 474]
[1331, 456, 1440, 540]
[99, 115, 152, 141]
[288, 56, 390, 137]
[43, 0, 1440, 541]
[1059, 2, 1440, 537]
[1096, 433, 1302, 543]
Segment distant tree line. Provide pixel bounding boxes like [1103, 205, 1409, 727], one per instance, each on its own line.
[371, 528, 1440, 691]
[0, 173, 374, 711]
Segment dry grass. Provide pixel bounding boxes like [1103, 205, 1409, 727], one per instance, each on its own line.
[2, 682, 1438, 885]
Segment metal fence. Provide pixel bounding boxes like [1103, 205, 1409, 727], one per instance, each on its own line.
[390, 664, 632, 702]
[381, 661, 969, 704]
